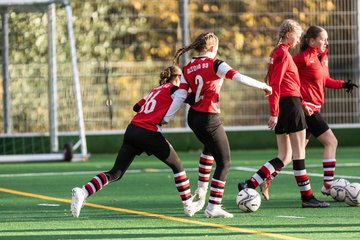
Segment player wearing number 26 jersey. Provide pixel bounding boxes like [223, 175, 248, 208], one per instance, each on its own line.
[162, 32, 272, 218]
[70, 66, 202, 219]
[131, 82, 178, 132]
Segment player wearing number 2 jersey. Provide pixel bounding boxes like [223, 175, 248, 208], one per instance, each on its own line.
[70, 66, 201, 218]
[162, 32, 272, 218]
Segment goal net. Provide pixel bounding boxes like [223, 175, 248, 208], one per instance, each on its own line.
[0, 0, 88, 162]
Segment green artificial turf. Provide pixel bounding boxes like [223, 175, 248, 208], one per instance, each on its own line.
[0, 147, 359, 240]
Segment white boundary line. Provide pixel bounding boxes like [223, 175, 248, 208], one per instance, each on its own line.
[1, 164, 359, 179]
[1, 123, 359, 137]
[231, 166, 360, 180]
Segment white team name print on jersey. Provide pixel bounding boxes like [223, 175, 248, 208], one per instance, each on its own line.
[309, 59, 315, 63]
[187, 64, 201, 74]
[187, 62, 209, 74]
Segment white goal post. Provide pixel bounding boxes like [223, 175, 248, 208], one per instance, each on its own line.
[0, 0, 88, 162]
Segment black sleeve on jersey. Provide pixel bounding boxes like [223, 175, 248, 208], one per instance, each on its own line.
[213, 59, 224, 73]
[170, 85, 179, 95]
[133, 103, 141, 112]
[184, 92, 195, 105]
[170, 85, 195, 105]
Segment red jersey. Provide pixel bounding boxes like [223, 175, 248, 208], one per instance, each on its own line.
[180, 57, 235, 113]
[131, 83, 175, 132]
[293, 47, 344, 112]
[268, 44, 302, 116]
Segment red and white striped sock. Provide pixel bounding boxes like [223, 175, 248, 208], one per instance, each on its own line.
[209, 178, 225, 205]
[83, 172, 109, 197]
[270, 169, 281, 180]
[323, 159, 336, 189]
[174, 171, 191, 203]
[249, 158, 284, 188]
[293, 159, 313, 199]
[198, 153, 214, 189]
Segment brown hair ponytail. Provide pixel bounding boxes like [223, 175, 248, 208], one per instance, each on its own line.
[264, 19, 302, 83]
[173, 32, 219, 65]
[159, 66, 181, 85]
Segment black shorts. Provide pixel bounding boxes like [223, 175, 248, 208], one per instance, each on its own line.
[275, 97, 307, 134]
[108, 123, 183, 179]
[123, 123, 170, 160]
[187, 108, 230, 164]
[305, 112, 330, 139]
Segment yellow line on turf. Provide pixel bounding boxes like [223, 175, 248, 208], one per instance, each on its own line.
[0, 187, 305, 240]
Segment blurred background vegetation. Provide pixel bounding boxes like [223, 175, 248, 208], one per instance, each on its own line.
[1, 0, 358, 133]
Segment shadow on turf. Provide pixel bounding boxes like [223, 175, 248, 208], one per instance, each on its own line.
[2, 229, 360, 239]
[0, 232, 277, 239]
[2, 223, 360, 233]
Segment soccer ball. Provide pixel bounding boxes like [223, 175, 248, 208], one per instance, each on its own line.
[344, 183, 360, 206]
[236, 188, 261, 212]
[329, 178, 350, 201]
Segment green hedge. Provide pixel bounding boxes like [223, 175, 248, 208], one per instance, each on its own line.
[85, 128, 360, 154]
[1, 128, 359, 155]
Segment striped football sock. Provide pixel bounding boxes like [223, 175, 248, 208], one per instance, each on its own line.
[270, 169, 281, 180]
[209, 178, 225, 205]
[323, 159, 336, 189]
[249, 157, 284, 188]
[293, 159, 313, 199]
[197, 153, 214, 189]
[174, 171, 191, 203]
[83, 172, 109, 197]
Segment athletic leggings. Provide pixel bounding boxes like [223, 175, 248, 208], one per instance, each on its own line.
[187, 108, 231, 181]
[106, 124, 183, 182]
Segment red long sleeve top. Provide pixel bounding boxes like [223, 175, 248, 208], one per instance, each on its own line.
[180, 57, 225, 113]
[131, 83, 176, 132]
[293, 47, 344, 112]
[268, 44, 302, 116]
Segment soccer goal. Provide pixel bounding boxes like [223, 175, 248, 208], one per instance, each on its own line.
[0, 0, 88, 162]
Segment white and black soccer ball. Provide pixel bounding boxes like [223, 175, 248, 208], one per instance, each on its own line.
[344, 183, 360, 206]
[329, 178, 350, 202]
[236, 188, 261, 212]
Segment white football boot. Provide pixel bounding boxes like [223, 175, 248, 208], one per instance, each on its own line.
[71, 187, 86, 218]
[183, 201, 197, 217]
[192, 187, 207, 211]
[204, 204, 234, 218]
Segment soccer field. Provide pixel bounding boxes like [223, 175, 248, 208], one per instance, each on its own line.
[1, 147, 359, 240]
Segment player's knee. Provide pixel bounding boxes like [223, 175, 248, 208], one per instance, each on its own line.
[224, 158, 231, 170]
[322, 136, 338, 150]
[330, 137, 338, 149]
[218, 158, 231, 171]
[164, 147, 183, 173]
[168, 162, 183, 173]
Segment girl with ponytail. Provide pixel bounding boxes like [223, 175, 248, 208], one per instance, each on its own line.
[238, 19, 330, 208]
[162, 32, 272, 218]
[71, 65, 199, 218]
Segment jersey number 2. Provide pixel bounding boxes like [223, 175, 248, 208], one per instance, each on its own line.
[195, 75, 203, 102]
